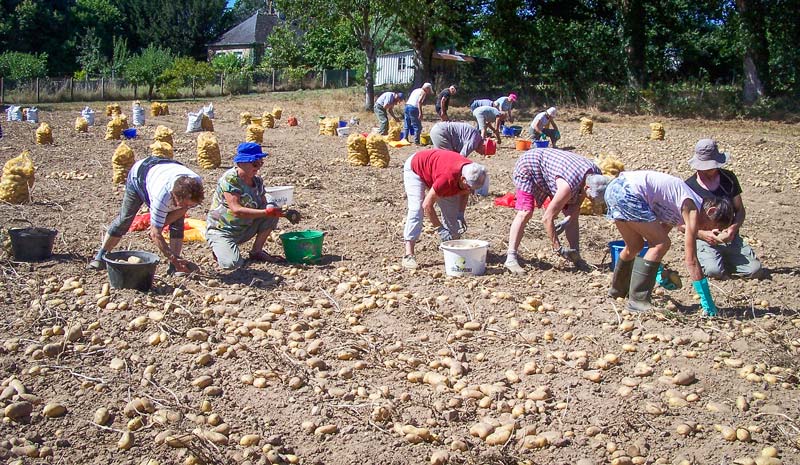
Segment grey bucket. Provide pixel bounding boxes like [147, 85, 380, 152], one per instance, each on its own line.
[104, 251, 160, 291]
[9, 227, 57, 261]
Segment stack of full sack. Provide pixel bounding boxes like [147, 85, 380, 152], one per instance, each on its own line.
[649, 123, 665, 140]
[112, 142, 135, 184]
[0, 151, 35, 204]
[197, 133, 221, 169]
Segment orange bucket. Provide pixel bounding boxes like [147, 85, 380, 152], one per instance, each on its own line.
[484, 138, 497, 156]
[515, 139, 532, 151]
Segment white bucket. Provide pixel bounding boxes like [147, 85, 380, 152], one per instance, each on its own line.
[440, 240, 489, 277]
[336, 126, 351, 137]
[265, 186, 294, 207]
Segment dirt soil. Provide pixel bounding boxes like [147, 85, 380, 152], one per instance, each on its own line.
[0, 89, 799, 465]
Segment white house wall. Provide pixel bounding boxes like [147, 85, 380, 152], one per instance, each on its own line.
[375, 52, 414, 87]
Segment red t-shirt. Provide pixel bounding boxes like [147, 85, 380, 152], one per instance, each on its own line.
[411, 149, 470, 197]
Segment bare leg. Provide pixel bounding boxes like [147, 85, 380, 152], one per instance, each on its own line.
[250, 229, 271, 254]
[507, 210, 533, 255]
[404, 240, 415, 257]
[169, 237, 183, 257]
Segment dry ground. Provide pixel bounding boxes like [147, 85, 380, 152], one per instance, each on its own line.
[0, 89, 799, 465]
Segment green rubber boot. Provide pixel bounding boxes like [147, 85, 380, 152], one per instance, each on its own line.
[608, 258, 635, 299]
[627, 256, 660, 312]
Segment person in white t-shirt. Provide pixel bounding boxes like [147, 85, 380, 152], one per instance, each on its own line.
[88, 157, 204, 276]
[374, 91, 404, 135]
[604, 170, 735, 316]
[404, 82, 433, 145]
[530, 107, 560, 147]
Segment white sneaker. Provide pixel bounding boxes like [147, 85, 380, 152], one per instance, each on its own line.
[505, 256, 525, 275]
[401, 255, 418, 269]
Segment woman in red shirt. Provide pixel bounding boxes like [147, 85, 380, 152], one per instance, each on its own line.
[402, 149, 489, 269]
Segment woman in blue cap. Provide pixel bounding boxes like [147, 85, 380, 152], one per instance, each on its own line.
[206, 142, 301, 270]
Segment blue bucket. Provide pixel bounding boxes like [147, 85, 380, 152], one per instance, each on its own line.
[122, 128, 137, 139]
[608, 240, 648, 270]
[534, 140, 549, 148]
[338, 120, 347, 128]
[501, 125, 522, 137]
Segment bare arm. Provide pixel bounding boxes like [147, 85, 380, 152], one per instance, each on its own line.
[421, 188, 442, 229]
[223, 192, 271, 219]
[148, 206, 188, 262]
[681, 200, 704, 281]
[727, 194, 745, 238]
[541, 179, 573, 250]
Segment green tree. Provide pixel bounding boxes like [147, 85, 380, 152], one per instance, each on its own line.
[160, 57, 216, 97]
[125, 46, 173, 99]
[261, 24, 305, 69]
[0, 51, 49, 80]
[70, 0, 124, 61]
[114, 0, 228, 58]
[110, 36, 132, 78]
[278, 0, 395, 109]
[76, 28, 107, 76]
[211, 53, 247, 74]
[2, 0, 72, 74]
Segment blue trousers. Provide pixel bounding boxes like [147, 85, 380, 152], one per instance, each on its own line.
[404, 105, 421, 144]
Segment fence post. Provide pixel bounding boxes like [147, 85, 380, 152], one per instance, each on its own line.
[220, 74, 224, 96]
[36, 78, 40, 103]
[1, 77, 4, 106]
[191, 77, 195, 99]
[345, 69, 350, 87]
[272, 69, 276, 91]
[101, 77, 105, 100]
[322, 70, 327, 88]
[70, 77, 74, 101]
[134, 83, 137, 100]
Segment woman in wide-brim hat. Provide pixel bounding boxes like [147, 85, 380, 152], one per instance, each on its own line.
[683, 138, 763, 280]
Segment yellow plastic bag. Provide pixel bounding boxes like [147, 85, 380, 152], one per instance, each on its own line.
[262, 112, 275, 129]
[239, 112, 252, 126]
[35, 123, 53, 145]
[580, 117, 593, 135]
[201, 114, 214, 132]
[75, 116, 88, 133]
[0, 151, 36, 204]
[650, 123, 665, 140]
[154, 125, 174, 146]
[366, 134, 390, 168]
[197, 132, 221, 169]
[346, 133, 369, 166]
[272, 107, 282, 120]
[105, 117, 124, 140]
[112, 142, 135, 184]
[246, 123, 264, 143]
[150, 141, 174, 159]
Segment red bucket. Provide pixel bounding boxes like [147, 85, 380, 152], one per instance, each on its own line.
[484, 139, 497, 156]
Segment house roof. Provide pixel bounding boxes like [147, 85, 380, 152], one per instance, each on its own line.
[209, 10, 282, 47]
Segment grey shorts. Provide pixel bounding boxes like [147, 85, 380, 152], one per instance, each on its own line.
[206, 217, 279, 269]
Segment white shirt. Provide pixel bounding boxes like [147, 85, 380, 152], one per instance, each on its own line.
[531, 111, 551, 132]
[407, 88, 426, 107]
[376, 92, 396, 107]
[131, 160, 201, 229]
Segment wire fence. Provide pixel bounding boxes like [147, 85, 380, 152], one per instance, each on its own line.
[0, 69, 357, 105]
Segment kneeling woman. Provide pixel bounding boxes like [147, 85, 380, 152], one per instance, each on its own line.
[605, 170, 735, 315]
[206, 143, 300, 270]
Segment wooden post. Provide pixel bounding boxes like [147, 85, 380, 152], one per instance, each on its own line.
[134, 83, 137, 100]
[101, 77, 105, 100]
[272, 69, 276, 91]
[345, 69, 350, 87]
[70, 77, 74, 101]
[220, 74, 224, 95]
[322, 69, 327, 88]
[1, 77, 4, 106]
[191, 77, 195, 99]
[36, 78, 40, 103]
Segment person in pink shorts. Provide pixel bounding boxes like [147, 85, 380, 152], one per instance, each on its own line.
[505, 148, 610, 275]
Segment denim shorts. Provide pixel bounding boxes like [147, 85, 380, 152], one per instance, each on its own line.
[604, 176, 656, 222]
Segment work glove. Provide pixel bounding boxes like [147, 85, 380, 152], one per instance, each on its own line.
[437, 226, 453, 242]
[285, 209, 301, 224]
[555, 246, 581, 263]
[554, 216, 570, 236]
[456, 213, 467, 235]
[692, 277, 719, 317]
[265, 207, 283, 218]
[656, 265, 681, 291]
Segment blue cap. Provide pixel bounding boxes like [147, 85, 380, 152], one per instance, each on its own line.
[234, 142, 267, 163]
[396, 92, 404, 100]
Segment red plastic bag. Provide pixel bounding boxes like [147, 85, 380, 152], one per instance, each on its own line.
[494, 193, 516, 208]
[128, 213, 151, 232]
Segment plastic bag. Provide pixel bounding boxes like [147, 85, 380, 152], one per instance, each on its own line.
[245, 123, 264, 143]
[112, 142, 135, 184]
[197, 132, 221, 169]
[239, 112, 252, 126]
[105, 117, 124, 140]
[81, 107, 95, 126]
[494, 193, 516, 208]
[0, 151, 36, 203]
[26, 107, 39, 124]
[6, 106, 22, 122]
[75, 117, 88, 133]
[262, 112, 275, 129]
[186, 112, 203, 133]
[272, 107, 282, 120]
[132, 101, 145, 126]
[150, 102, 162, 117]
[203, 103, 215, 119]
[150, 141, 174, 159]
[154, 125, 174, 146]
[35, 123, 53, 145]
[366, 134, 390, 168]
[346, 133, 368, 166]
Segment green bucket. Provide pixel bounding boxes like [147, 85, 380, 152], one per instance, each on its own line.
[280, 230, 325, 264]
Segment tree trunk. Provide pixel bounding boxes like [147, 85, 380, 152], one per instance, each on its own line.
[148, 83, 154, 100]
[620, 0, 646, 89]
[736, 0, 769, 104]
[412, 38, 435, 88]
[363, 41, 377, 111]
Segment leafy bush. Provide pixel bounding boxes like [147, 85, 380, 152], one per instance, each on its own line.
[125, 46, 173, 99]
[0, 52, 48, 80]
[211, 53, 246, 75]
[224, 72, 252, 95]
[160, 57, 216, 97]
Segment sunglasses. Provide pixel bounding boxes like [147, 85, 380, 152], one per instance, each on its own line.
[252, 159, 264, 167]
